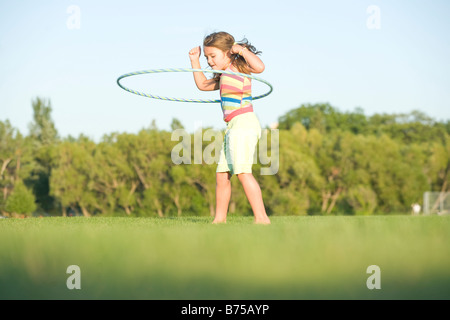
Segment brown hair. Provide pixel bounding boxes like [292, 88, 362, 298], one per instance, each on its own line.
[203, 31, 262, 81]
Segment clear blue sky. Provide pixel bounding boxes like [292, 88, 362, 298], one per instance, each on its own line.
[1, 0, 449, 141]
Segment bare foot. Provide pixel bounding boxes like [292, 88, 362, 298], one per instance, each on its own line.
[212, 219, 226, 224]
[254, 218, 271, 225]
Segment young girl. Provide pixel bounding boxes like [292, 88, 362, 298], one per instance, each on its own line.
[188, 31, 270, 224]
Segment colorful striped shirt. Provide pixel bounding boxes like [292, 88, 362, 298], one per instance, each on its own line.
[220, 64, 253, 122]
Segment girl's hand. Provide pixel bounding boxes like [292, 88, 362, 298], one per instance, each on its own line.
[189, 46, 201, 61]
[231, 44, 243, 55]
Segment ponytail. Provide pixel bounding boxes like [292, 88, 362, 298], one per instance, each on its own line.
[231, 38, 261, 75]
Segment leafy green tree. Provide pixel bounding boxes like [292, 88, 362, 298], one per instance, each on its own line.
[0, 120, 18, 213]
[278, 103, 368, 135]
[50, 137, 97, 216]
[165, 166, 190, 216]
[28, 98, 58, 145]
[268, 123, 323, 215]
[170, 118, 185, 131]
[5, 180, 36, 217]
[0, 121, 37, 215]
[141, 186, 169, 217]
[2, 98, 449, 217]
[345, 184, 377, 215]
[422, 136, 450, 211]
[28, 97, 59, 213]
[311, 129, 360, 214]
[90, 139, 137, 215]
[187, 163, 217, 216]
[115, 130, 173, 217]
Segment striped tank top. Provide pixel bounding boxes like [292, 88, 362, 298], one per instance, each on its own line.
[219, 64, 253, 122]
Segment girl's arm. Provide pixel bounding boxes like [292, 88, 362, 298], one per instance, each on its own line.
[231, 44, 265, 74]
[189, 46, 220, 91]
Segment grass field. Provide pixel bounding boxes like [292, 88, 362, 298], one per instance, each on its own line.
[0, 215, 449, 300]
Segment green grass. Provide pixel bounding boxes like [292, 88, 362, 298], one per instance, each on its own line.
[0, 215, 449, 299]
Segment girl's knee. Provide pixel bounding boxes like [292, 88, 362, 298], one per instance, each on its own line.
[216, 172, 231, 186]
[236, 172, 252, 182]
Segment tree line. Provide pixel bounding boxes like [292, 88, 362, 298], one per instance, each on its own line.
[1, 98, 449, 217]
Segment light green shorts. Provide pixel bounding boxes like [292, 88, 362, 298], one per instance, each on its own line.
[216, 112, 261, 175]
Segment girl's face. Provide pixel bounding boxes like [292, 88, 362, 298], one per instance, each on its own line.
[204, 46, 231, 70]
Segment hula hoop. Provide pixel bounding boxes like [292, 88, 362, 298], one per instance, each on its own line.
[116, 68, 273, 103]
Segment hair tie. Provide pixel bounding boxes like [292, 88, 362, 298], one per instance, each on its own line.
[239, 46, 247, 56]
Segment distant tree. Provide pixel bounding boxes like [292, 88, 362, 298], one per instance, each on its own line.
[89, 139, 137, 215]
[28, 97, 59, 213]
[50, 138, 97, 217]
[0, 120, 37, 215]
[5, 180, 36, 217]
[115, 130, 172, 217]
[3, 97, 448, 217]
[270, 123, 323, 215]
[423, 136, 450, 209]
[277, 103, 368, 134]
[29, 97, 58, 146]
[170, 118, 185, 131]
[0, 121, 19, 212]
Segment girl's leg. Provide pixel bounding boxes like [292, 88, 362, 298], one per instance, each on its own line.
[237, 173, 270, 224]
[213, 172, 232, 223]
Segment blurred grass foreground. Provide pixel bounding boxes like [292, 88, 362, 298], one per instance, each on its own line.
[0, 215, 449, 299]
